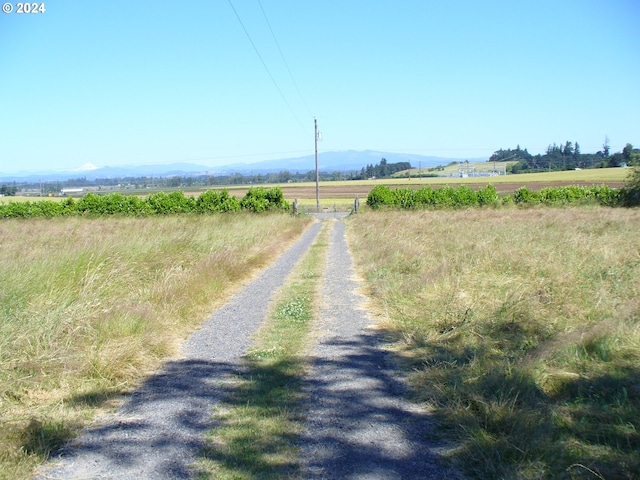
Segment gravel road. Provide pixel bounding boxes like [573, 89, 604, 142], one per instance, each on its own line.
[299, 219, 461, 479]
[36, 222, 323, 480]
[36, 215, 460, 479]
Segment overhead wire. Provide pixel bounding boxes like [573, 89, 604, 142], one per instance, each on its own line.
[227, 0, 311, 136]
[256, 0, 314, 118]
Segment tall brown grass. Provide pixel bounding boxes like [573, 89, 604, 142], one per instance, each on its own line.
[346, 207, 640, 479]
[0, 213, 311, 480]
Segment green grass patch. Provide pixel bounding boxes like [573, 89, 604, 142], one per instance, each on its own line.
[346, 208, 640, 480]
[195, 222, 329, 479]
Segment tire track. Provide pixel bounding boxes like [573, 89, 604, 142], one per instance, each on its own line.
[36, 216, 461, 479]
[35, 222, 322, 480]
[299, 219, 462, 479]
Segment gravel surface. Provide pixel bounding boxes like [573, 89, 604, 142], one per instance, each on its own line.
[36, 222, 322, 480]
[36, 216, 461, 479]
[299, 219, 462, 479]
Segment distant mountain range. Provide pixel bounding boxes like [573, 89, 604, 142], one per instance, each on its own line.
[0, 150, 488, 182]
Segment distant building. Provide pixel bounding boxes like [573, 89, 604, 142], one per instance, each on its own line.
[60, 188, 84, 195]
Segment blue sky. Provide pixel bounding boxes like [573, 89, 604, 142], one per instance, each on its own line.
[1, 0, 638, 173]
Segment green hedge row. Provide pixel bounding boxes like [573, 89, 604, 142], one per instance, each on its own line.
[366, 184, 625, 209]
[366, 184, 500, 209]
[510, 185, 622, 206]
[0, 187, 289, 219]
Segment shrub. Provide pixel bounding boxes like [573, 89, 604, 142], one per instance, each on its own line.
[393, 187, 416, 208]
[59, 197, 77, 216]
[240, 187, 289, 212]
[76, 192, 106, 215]
[432, 186, 457, 207]
[145, 191, 195, 214]
[450, 185, 478, 207]
[622, 166, 640, 207]
[414, 186, 438, 206]
[74, 193, 153, 216]
[196, 189, 241, 213]
[0, 201, 29, 218]
[512, 187, 541, 205]
[29, 200, 65, 218]
[263, 186, 289, 209]
[476, 184, 499, 206]
[1, 201, 38, 218]
[367, 184, 500, 209]
[100, 193, 150, 216]
[366, 185, 395, 209]
[588, 184, 623, 207]
[512, 185, 622, 207]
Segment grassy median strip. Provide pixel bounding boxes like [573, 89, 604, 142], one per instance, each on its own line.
[196, 221, 329, 479]
[0, 213, 312, 480]
[346, 207, 640, 480]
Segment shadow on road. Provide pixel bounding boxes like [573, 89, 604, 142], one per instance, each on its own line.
[299, 331, 458, 479]
[38, 359, 240, 479]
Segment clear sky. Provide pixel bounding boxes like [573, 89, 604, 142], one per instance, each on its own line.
[1, 0, 638, 173]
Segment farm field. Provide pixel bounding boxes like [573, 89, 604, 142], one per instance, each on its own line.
[1, 167, 629, 208]
[346, 207, 640, 479]
[397, 160, 630, 179]
[213, 167, 629, 203]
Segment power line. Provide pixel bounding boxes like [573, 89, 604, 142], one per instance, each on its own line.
[227, 0, 310, 136]
[257, 0, 313, 118]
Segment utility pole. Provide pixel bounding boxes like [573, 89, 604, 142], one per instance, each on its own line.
[314, 117, 320, 212]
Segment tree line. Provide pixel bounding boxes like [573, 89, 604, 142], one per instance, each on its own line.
[2, 170, 372, 196]
[491, 140, 640, 173]
[1, 158, 413, 195]
[0, 185, 18, 196]
[355, 158, 411, 179]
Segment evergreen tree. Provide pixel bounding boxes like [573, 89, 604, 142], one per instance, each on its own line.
[563, 141, 573, 157]
[622, 143, 633, 163]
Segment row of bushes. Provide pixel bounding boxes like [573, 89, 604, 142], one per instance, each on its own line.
[510, 184, 622, 206]
[366, 184, 501, 209]
[0, 187, 290, 219]
[366, 184, 631, 209]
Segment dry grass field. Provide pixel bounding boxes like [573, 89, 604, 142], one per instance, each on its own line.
[346, 207, 640, 479]
[0, 213, 312, 480]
